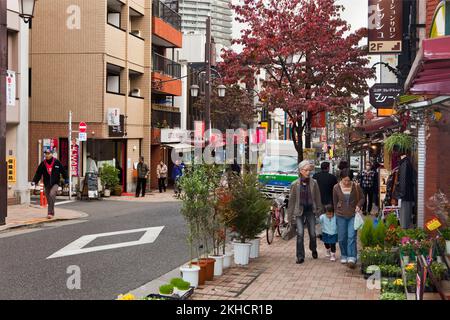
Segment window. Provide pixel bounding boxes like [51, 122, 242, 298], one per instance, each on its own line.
[107, 64, 123, 94]
[107, 0, 123, 28]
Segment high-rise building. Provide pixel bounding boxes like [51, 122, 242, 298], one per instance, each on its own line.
[175, 0, 233, 46]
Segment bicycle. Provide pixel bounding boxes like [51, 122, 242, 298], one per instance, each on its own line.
[266, 194, 288, 245]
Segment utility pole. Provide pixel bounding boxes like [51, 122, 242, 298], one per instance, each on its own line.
[0, 0, 8, 225]
[205, 16, 211, 141]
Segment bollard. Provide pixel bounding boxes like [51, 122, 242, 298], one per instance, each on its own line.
[40, 183, 47, 207]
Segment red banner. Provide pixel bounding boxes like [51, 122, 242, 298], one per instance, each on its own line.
[311, 112, 326, 128]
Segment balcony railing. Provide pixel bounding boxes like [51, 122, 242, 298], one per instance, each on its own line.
[152, 0, 181, 31]
[152, 52, 181, 79]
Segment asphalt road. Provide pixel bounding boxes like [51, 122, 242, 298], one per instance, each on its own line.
[0, 200, 189, 300]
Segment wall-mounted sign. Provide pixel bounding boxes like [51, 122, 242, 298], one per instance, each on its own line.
[108, 108, 120, 126]
[71, 139, 79, 177]
[7, 157, 16, 183]
[311, 112, 326, 128]
[109, 115, 125, 137]
[78, 132, 87, 142]
[161, 128, 189, 143]
[368, 0, 403, 54]
[369, 83, 403, 108]
[6, 70, 16, 106]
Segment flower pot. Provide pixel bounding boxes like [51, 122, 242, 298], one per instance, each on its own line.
[249, 238, 261, 259]
[199, 258, 215, 281]
[180, 265, 200, 289]
[223, 252, 233, 269]
[446, 240, 450, 255]
[158, 291, 174, 297]
[104, 189, 111, 197]
[233, 242, 252, 265]
[191, 261, 207, 286]
[209, 255, 224, 276]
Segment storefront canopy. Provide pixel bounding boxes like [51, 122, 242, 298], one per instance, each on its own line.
[163, 143, 194, 152]
[405, 36, 450, 95]
[359, 116, 400, 134]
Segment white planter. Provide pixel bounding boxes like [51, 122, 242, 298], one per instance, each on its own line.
[104, 189, 111, 197]
[249, 238, 261, 259]
[209, 255, 224, 276]
[223, 252, 233, 269]
[446, 240, 450, 255]
[233, 242, 252, 265]
[179, 265, 200, 289]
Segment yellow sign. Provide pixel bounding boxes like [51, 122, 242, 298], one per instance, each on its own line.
[7, 157, 16, 183]
[425, 217, 442, 232]
[260, 122, 268, 130]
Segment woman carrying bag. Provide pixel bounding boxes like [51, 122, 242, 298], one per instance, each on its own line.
[333, 168, 364, 268]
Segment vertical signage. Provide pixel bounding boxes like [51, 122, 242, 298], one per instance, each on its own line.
[6, 70, 15, 106]
[368, 0, 403, 54]
[71, 139, 79, 177]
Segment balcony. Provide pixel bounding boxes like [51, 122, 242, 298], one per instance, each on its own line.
[152, 0, 182, 48]
[152, 52, 182, 96]
[152, 52, 181, 78]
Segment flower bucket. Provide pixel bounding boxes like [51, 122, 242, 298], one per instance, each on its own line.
[209, 255, 224, 276]
[191, 261, 207, 286]
[249, 238, 261, 259]
[199, 258, 215, 281]
[179, 265, 200, 289]
[223, 252, 233, 269]
[233, 242, 252, 265]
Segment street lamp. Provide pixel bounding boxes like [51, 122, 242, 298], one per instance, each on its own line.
[190, 84, 226, 99]
[217, 84, 226, 98]
[18, 0, 37, 23]
[190, 84, 200, 98]
[1, 0, 38, 226]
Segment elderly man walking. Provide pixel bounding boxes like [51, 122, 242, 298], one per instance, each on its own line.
[287, 160, 323, 264]
[136, 156, 149, 197]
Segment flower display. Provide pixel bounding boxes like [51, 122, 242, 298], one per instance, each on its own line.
[393, 279, 404, 286]
[405, 263, 415, 271]
[117, 293, 136, 300]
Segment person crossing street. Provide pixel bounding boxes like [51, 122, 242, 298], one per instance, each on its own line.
[32, 150, 69, 219]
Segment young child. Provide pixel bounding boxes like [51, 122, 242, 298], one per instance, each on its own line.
[319, 205, 338, 261]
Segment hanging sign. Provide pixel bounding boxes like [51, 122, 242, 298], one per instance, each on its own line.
[6, 70, 16, 106]
[311, 112, 326, 128]
[370, 83, 403, 108]
[425, 217, 442, 232]
[368, 0, 403, 54]
[71, 139, 79, 177]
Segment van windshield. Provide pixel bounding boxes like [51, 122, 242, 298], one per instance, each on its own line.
[260, 155, 298, 174]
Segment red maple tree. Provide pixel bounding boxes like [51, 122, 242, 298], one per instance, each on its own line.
[221, 0, 375, 161]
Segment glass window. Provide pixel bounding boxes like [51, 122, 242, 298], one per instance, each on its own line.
[260, 155, 298, 174]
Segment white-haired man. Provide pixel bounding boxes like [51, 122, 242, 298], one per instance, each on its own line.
[287, 160, 323, 264]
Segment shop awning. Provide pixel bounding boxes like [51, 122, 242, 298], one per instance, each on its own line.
[405, 36, 450, 95]
[359, 116, 400, 134]
[163, 143, 194, 152]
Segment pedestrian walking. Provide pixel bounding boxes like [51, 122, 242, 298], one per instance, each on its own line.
[32, 149, 69, 219]
[360, 161, 376, 215]
[333, 169, 364, 268]
[172, 160, 184, 197]
[287, 160, 323, 264]
[319, 205, 338, 262]
[313, 161, 338, 206]
[156, 160, 168, 193]
[135, 156, 149, 197]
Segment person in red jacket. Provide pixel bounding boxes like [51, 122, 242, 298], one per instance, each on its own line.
[32, 149, 69, 219]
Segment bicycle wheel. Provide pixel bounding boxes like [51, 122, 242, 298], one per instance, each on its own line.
[276, 207, 284, 237]
[266, 213, 275, 245]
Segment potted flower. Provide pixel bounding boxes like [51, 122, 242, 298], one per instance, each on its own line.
[400, 237, 413, 264]
[170, 278, 192, 297]
[99, 164, 119, 197]
[440, 227, 450, 255]
[229, 174, 271, 265]
[158, 284, 174, 297]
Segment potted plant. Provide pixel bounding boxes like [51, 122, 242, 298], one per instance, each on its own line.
[384, 132, 414, 154]
[360, 219, 375, 248]
[215, 183, 236, 269]
[170, 278, 192, 297]
[229, 174, 270, 265]
[99, 164, 119, 197]
[158, 284, 174, 297]
[400, 237, 413, 264]
[441, 227, 450, 255]
[430, 261, 447, 282]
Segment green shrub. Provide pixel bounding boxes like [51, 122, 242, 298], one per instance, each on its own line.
[431, 262, 447, 281]
[159, 284, 174, 295]
[441, 227, 450, 241]
[385, 213, 398, 228]
[360, 219, 375, 248]
[170, 278, 184, 287]
[373, 221, 386, 247]
[380, 292, 406, 300]
[99, 164, 120, 189]
[170, 278, 190, 290]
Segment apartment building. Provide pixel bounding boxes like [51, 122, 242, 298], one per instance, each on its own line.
[175, 0, 233, 46]
[5, 0, 30, 204]
[150, 0, 183, 190]
[29, 0, 152, 193]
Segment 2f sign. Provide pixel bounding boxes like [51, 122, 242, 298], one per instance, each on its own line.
[67, 5, 81, 30]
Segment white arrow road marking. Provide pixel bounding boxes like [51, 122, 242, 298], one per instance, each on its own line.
[47, 226, 165, 259]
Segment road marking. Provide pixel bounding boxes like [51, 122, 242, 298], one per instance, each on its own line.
[55, 200, 76, 206]
[47, 226, 165, 259]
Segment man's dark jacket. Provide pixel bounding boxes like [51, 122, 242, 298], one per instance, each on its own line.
[312, 171, 338, 205]
[32, 158, 68, 188]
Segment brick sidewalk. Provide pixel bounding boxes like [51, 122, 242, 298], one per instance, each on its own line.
[192, 236, 379, 300]
[0, 204, 88, 232]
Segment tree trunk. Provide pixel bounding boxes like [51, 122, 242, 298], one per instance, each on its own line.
[305, 111, 312, 149]
[293, 123, 304, 163]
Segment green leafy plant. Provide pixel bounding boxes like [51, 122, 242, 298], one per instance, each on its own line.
[360, 247, 399, 268]
[170, 278, 191, 290]
[229, 173, 271, 243]
[360, 219, 375, 248]
[384, 133, 414, 153]
[385, 213, 399, 228]
[381, 278, 404, 293]
[440, 227, 450, 241]
[99, 164, 120, 189]
[380, 292, 406, 300]
[159, 284, 174, 295]
[373, 220, 386, 248]
[431, 262, 447, 281]
[366, 265, 402, 278]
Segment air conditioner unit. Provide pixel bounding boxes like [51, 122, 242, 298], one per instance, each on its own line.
[131, 30, 141, 37]
[131, 88, 141, 97]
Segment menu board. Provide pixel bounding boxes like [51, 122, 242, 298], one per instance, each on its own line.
[379, 168, 390, 208]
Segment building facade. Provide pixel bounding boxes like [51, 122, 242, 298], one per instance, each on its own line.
[6, 0, 30, 204]
[29, 0, 152, 193]
[176, 0, 232, 46]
